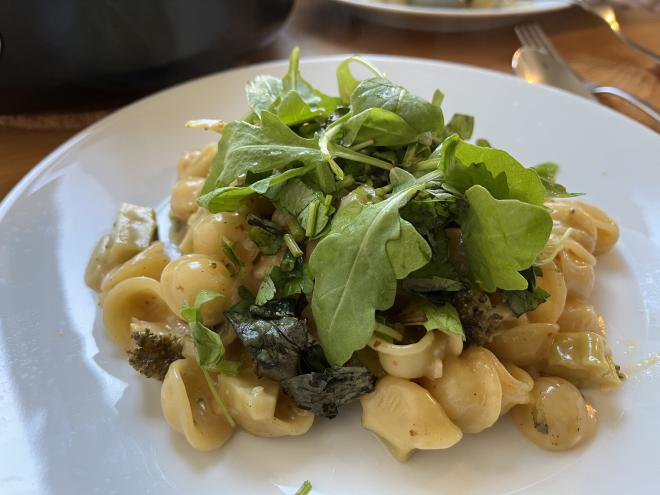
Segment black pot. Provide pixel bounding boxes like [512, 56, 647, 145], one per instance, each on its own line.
[0, 0, 294, 112]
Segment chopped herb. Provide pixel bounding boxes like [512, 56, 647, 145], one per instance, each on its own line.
[222, 237, 244, 273]
[281, 366, 376, 418]
[284, 233, 304, 257]
[225, 303, 309, 382]
[294, 480, 313, 495]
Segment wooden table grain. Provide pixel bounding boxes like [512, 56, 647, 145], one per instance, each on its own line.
[1, 0, 658, 200]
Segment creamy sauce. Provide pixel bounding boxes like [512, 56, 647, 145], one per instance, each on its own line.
[621, 353, 660, 378]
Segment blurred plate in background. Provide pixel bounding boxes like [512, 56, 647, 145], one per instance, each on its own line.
[328, 0, 569, 31]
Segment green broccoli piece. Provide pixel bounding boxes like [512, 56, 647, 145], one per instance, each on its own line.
[127, 328, 183, 381]
[451, 289, 503, 346]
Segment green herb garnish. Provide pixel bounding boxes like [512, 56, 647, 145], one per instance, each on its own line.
[181, 290, 239, 426]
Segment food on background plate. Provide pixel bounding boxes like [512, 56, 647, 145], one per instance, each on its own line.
[85, 48, 622, 461]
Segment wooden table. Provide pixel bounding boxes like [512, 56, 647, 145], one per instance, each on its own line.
[1, 0, 658, 200]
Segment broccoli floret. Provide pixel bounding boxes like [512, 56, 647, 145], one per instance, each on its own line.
[451, 289, 503, 346]
[127, 328, 183, 381]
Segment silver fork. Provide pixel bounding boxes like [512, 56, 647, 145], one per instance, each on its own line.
[574, 1, 660, 65]
[514, 23, 660, 123]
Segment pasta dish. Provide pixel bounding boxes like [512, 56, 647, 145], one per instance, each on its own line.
[85, 49, 622, 462]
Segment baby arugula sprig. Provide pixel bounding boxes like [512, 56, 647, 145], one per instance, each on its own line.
[191, 48, 575, 367]
[181, 290, 239, 426]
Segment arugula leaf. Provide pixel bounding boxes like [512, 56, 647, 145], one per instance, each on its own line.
[400, 192, 462, 292]
[255, 276, 277, 306]
[198, 163, 316, 212]
[279, 47, 341, 126]
[310, 170, 437, 365]
[204, 112, 330, 191]
[181, 291, 239, 375]
[225, 305, 309, 382]
[418, 301, 464, 339]
[255, 253, 314, 305]
[503, 287, 550, 316]
[350, 77, 444, 136]
[336, 55, 385, 103]
[245, 75, 283, 116]
[532, 162, 583, 198]
[460, 185, 553, 292]
[385, 219, 432, 278]
[432, 89, 444, 107]
[182, 291, 239, 427]
[438, 135, 546, 206]
[342, 107, 419, 147]
[399, 190, 453, 235]
[439, 114, 475, 140]
[402, 276, 463, 292]
[501, 266, 550, 316]
[245, 48, 340, 127]
[532, 162, 560, 181]
[270, 178, 334, 238]
[276, 91, 326, 126]
[281, 366, 376, 418]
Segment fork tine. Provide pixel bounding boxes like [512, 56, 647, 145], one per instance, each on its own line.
[527, 24, 565, 62]
[514, 25, 538, 50]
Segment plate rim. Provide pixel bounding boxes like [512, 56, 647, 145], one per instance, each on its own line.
[1, 51, 659, 494]
[328, 0, 570, 19]
[0, 52, 653, 225]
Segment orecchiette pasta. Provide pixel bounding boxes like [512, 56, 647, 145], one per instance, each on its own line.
[575, 201, 619, 255]
[500, 363, 534, 415]
[557, 298, 604, 335]
[177, 142, 216, 179]
[542, 332, 622, 388]
[170, 176, 206, 222]
[100, 241, 172, 295]
[548, 201, 599, 252]
[368, 331, 462, 380]
[527, 261, 566, 324]
[85, 203, 158, 290]
[420, 347, 532, 433]
[85, 98, 624, 464]
[361, 376, 462, 461]
[556, 242, 596, 301]
[102, 276, 175, 349]
[161, 358, 234, 451]
[219, 368, 314, 437]
[487, 323, 559, 367]
[511, 376, 597, 451]
[548, 200, 619, 256]
[189, 211, 259, 268]
[159, 254, 236, 325]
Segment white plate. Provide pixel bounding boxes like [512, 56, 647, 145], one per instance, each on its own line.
[1, 55, 659, 495]
[328, 0, 569, 31]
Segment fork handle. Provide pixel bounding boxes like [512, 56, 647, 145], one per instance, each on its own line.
[614, 32, 660, 66]
[588, 84, 660, 124]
